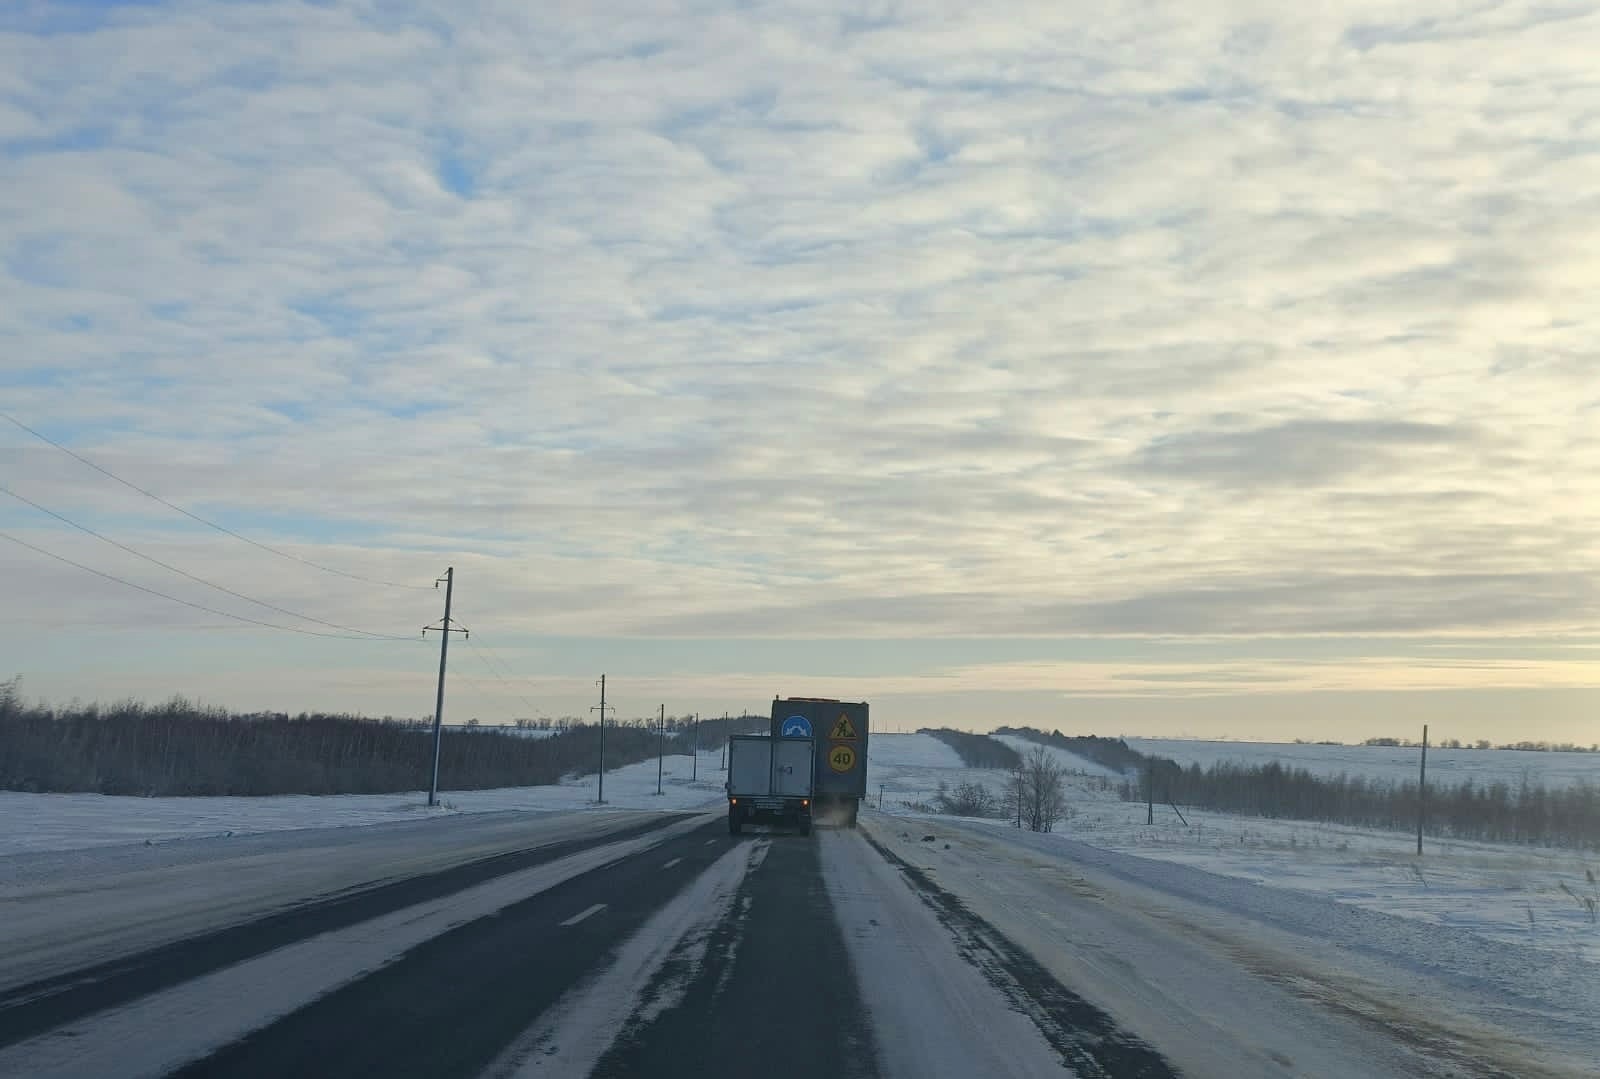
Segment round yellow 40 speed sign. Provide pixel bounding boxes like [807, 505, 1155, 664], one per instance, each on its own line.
[827, 744, 857, 773]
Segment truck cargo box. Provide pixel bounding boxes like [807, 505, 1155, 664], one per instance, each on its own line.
[725, 735, 814, 836]
[771, 697, 869, 827]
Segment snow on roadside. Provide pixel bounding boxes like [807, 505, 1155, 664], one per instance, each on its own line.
[1057, 795, 1600, 968]
[867, 814, 1598, 1078]
[883, 776, 1600, 970]
[0, 750, 727, 856]
[870, 736, 1600, 970]
[818, 830, 1073, 1078]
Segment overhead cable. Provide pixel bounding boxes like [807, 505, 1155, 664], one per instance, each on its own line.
[465, 636, 540, 716]
[1, 410, 431, 591]
[1, 484, 412, 641]
[0, 529, 414, 641]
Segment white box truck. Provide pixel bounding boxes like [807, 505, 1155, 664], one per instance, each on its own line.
[726, 735, 814, 836]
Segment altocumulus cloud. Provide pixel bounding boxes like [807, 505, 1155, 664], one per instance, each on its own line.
[1, 0, 1599, 666]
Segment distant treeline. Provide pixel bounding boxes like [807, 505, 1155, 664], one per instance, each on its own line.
[479, 713, 767, 750]
[1130, 759, 1600, 851]
[1360, 737, 1598, 753]
[994, 717, 1599, 849]
[920, 728, 1020, 769]
[994, 727, 1146, 774]
[0, 693, 683, 797]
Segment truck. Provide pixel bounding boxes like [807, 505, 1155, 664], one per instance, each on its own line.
[725, 735, 814, 836]
[771, 697, 869, 828]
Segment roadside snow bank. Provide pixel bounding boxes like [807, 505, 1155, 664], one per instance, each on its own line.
[0, 750, 726, 855]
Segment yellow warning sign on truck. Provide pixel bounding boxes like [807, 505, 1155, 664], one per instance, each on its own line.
[829, 714, 858, 740]
[827, 744, 857, 773]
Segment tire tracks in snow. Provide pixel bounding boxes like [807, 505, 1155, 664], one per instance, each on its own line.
[487, 838, 768, 1077]
[862, 831, 1176, 1079]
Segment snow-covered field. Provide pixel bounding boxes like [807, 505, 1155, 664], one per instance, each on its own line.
[866, 733, 1600, 972]
[865, 732, 1011, 807]
[1128, 737, 1600, 789]
[1000, 785, 1599, 967]
[0, 749, 727, 856]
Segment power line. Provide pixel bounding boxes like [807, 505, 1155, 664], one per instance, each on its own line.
[0, 529, 414, 641]
[465, 637, 539, 717]
[1, 410, 431, 591]
[450, 665, 520, 724]
[1, 484, 412, 641]
[468, 635, 543, 701]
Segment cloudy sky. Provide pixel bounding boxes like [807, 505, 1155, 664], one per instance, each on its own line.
[3, 0, 1598, 743]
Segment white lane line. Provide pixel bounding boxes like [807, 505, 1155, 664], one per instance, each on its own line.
[703, 839, 718, 846]
[560, 903, 607, 928]
[0, 815, 713, 1079]
[663, 857, 683, 869]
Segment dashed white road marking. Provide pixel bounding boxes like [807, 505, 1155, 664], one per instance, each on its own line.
[497, 841, 765, 1077]
[560, 904, 607, 927]
[663, 857, 683, 869]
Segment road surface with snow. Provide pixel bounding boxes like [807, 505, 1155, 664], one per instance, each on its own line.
[2, 800, 1592, 1078]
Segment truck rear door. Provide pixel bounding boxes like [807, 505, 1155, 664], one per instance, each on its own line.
[772, 739, 814, 797]
[728, 738, 773, 797]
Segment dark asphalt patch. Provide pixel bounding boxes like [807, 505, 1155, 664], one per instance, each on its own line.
[172, 820, 732, 1079]
[591, 834, 880, 1079]
[863, 833, 1178, 1079]
[0, 813, 690, 1051]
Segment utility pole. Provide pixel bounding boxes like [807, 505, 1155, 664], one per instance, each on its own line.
[1146, 760, 1155, 826]
[1015, 762, 1023, 828]
[691, 713, 699, 783]
[657, 703, 666, 796]
[591, 675, 613, 804]
[422, 567, 466, 808]
[1417, 724, 1429, 856]
[721, 712, 729, 771]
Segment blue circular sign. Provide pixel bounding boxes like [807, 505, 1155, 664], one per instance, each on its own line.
[781, 715, 813, 737]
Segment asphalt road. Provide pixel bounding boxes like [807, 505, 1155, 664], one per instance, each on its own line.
[0, 810, 1173, 1079]
[3, 804, 1564, 1079]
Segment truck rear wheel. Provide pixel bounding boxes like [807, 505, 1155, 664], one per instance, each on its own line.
[846, 800, 859, 828]
[728, 807, 742, 835]
[798, 816, 812, 837]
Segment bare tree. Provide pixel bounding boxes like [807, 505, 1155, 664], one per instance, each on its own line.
[936, 781, 999, 817]
[1020, 746, 1068, 832]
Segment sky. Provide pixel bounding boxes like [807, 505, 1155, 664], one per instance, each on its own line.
[2, 0, 1599, 744]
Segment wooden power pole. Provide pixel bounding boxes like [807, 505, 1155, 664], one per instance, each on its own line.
[422, 567, 466, 808]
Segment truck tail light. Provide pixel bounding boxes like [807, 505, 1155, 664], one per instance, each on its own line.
[802, 799, 809, 807]
[730, 798, 738, 805]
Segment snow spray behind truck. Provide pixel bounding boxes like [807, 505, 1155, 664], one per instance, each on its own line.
[770, 697, 868, 828]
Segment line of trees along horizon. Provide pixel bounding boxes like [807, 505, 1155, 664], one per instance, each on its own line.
[0, 687, 754, 797]
[998, 726, 1600, 851]
[1131, 759, 1600, 851]
[921, 727, 1021, 769]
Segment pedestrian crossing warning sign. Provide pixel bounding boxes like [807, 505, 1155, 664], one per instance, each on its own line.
[829, 714, 858, 740]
